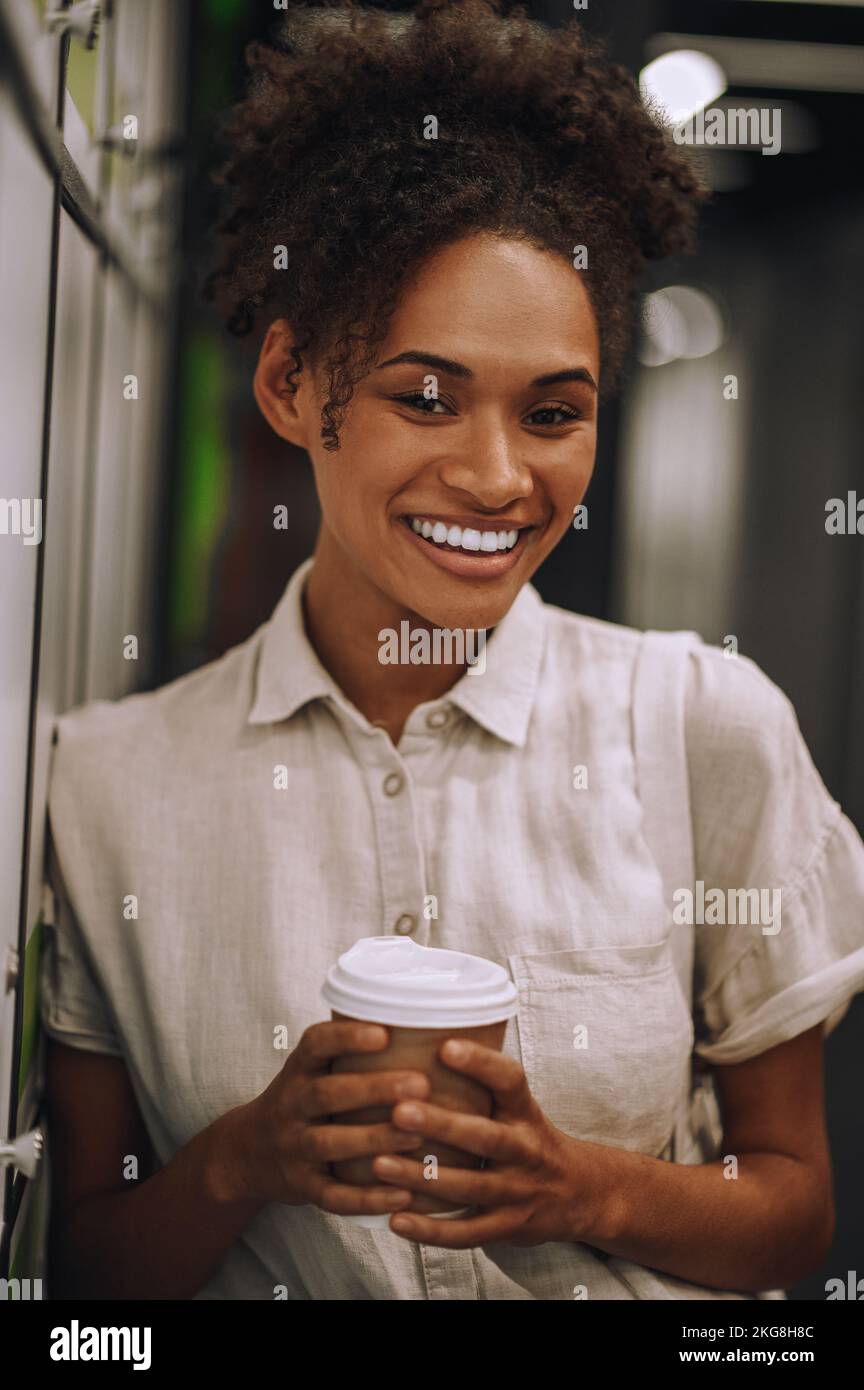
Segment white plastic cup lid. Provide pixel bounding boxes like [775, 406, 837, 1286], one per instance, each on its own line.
[321, 935, 519, 1028]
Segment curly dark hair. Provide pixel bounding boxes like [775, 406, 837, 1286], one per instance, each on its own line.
[202, 0, 709, 450]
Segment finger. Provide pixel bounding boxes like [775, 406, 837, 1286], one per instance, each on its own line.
[437, 1040, 531, 1111]
[388, 1207, 516, 1249]
[370, 1154, 525, 1206]
[306, 1171, 415, 1217]
[302, 1121, 425, 1164]
[301, 1069, 430, 1119]
[294, 1020, 391, 1072]
[390, 1100, 526, 1163]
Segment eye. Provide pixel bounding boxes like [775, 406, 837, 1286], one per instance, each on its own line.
[526, 403, 583, 428]
[391, 392, 454, 415]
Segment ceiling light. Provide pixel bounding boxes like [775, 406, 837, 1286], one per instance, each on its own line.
[646, 34, 864, 95]
[639, 50, 728, 125]
[638, 287, 726, 367]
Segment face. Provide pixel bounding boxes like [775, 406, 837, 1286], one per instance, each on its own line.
[255, 232, 600, 633]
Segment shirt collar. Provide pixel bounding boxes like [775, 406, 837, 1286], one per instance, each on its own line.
[248, 556, 547, 747]
[247, 558, 336, 725]
[444, 580, 546, 747]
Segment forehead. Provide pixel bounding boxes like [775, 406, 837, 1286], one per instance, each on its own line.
[380, 233, 600, 371]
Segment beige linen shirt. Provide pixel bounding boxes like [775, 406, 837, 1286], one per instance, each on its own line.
[40, 558, 864, 1300]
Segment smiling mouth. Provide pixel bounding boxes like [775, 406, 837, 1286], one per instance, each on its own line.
[401, 514, 530, 556]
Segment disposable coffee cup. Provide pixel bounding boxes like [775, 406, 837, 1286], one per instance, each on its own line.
[321, 935, 519, 1229]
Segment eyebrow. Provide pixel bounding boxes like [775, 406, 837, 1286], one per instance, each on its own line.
[375, 350, 598, 393]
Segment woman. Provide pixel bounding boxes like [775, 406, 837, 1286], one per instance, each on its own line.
[41, 0, 864, 1301]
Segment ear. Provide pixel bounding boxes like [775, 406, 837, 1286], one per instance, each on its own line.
[253, 319, 312, 449]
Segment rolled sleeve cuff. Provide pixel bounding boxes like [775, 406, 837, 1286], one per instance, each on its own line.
[694, 812, 864, 1066]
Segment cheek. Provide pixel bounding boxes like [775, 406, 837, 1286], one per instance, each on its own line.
[545, 436, 596, 512]
[311, 452, 409, 539]
[342, 400, 444, 496]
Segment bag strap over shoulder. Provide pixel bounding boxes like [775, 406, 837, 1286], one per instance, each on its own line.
[632, 628, 727, 1166]
[632, 628, 699, 1011]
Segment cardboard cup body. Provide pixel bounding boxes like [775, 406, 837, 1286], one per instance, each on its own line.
[329, 1011, 508, 1215]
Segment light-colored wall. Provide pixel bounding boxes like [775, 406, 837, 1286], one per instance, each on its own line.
[0, 0, 187, 1284]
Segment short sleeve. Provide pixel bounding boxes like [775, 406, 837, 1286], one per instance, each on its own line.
[39, 823, 124, 1057]
[685, 645, 864, 1066]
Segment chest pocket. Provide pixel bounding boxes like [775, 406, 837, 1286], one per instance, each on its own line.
[506, 938, 694, 1158]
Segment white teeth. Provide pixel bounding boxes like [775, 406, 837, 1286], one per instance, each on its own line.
[408, 517, 521, 554]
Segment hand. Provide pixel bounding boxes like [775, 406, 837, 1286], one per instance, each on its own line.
[371, 1038, 614, 1248]
[216, 1020, 431, 1218]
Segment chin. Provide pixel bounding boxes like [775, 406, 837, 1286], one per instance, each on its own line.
[400, 582, 522, 635]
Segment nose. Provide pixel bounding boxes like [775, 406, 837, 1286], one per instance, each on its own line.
[438, 418, 534, 509]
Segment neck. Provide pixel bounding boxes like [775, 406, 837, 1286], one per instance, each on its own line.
[302, 527, 470, 743]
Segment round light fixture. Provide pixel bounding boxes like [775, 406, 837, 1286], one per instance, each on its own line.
[638, 286, 726, 367]
[639, 50, 727, 127]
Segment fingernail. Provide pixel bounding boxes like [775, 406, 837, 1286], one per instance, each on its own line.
[396, 1103, 423, 1124]
[445, 1041, 467, 1060]
[376, 1156, 401, 1174]
[395, 1077, 427, 1098]
[363, 1026, 388, 1045]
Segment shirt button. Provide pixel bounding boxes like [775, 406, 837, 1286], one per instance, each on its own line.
[383, 772, 404, 796]
[425, 708, 449, 730]
[394, 914, 416, 935]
